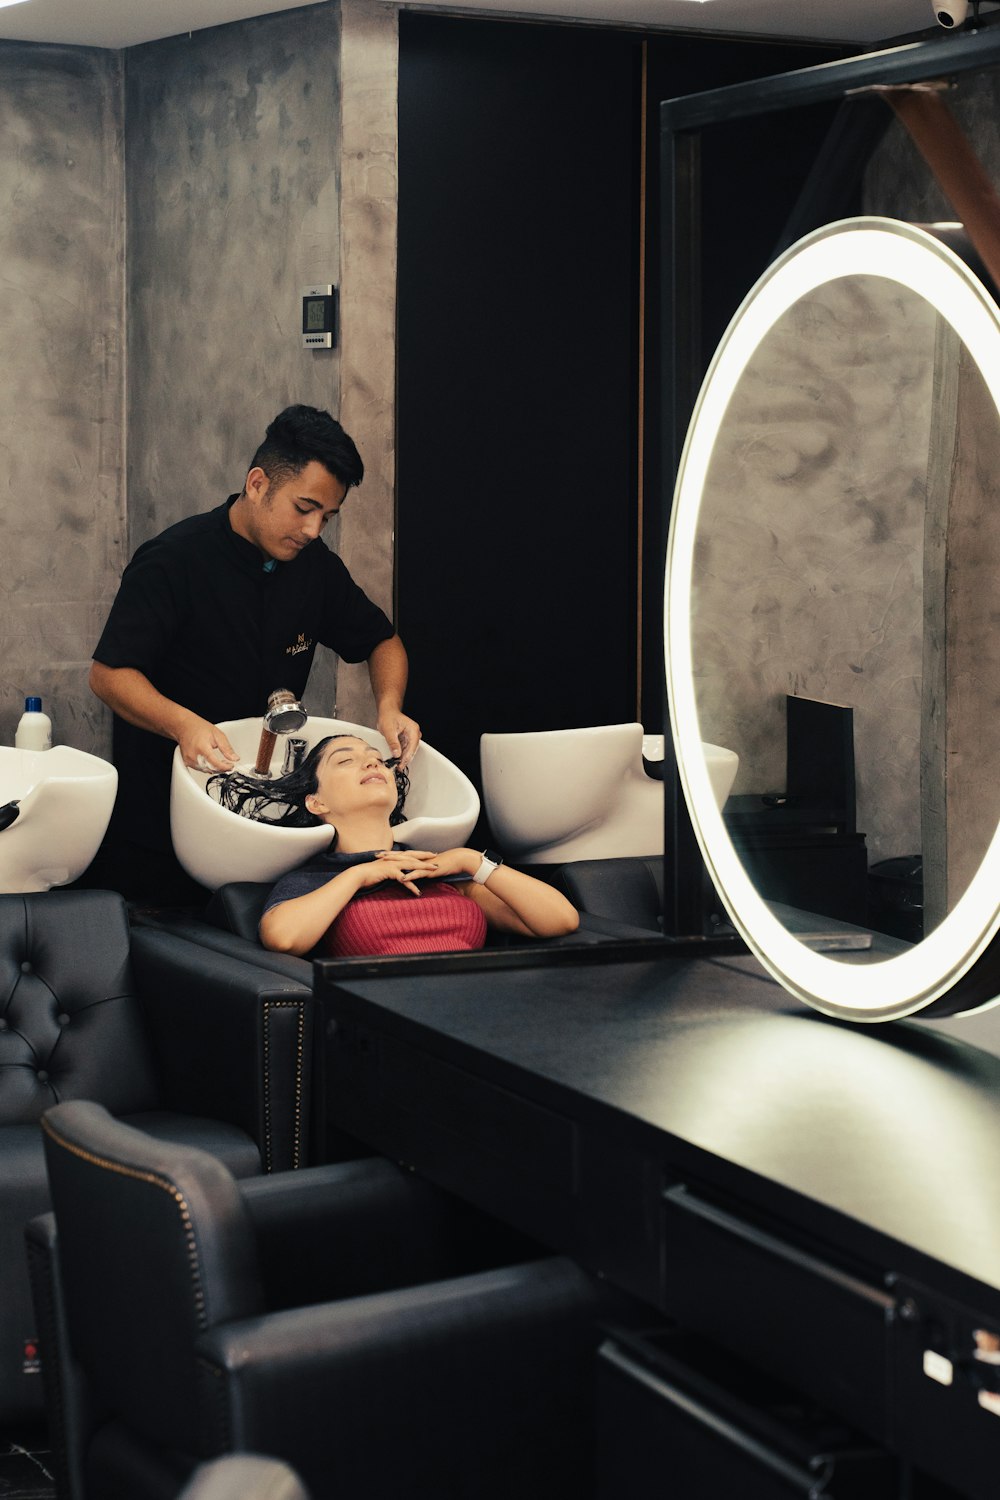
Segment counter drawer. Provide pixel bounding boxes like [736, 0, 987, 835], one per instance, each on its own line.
[597, 1325, 897, 1499]
[661, 1184, 894, 1439]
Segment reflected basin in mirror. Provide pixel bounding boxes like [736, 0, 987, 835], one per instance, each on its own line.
[643, 734, 739, 811]
[666, 218, 1000, 1022]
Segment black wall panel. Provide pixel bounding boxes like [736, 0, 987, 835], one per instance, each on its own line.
[396, 15, 846, 813]
[397, 15, 640, 800]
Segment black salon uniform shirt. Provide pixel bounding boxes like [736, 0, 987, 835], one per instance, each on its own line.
[94, 497, 395, 853]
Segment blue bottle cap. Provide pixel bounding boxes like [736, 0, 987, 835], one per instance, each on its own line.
[24, 697, 42, 713]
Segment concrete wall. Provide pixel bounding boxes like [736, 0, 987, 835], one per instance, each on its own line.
[327, 0, 396, 724]
[125, 1, 348, 719]
[694, 74, 1000, 885]
[863, 78, 1000, 910]
[0, 1, 398, 758]
[0, 44, 124, 753]
[691, 273, 934, 867]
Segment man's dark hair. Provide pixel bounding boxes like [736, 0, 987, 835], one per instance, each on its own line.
[249, 405, 364, 491]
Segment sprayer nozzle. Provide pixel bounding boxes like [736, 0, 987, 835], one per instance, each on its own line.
[255, 689, 309, 773]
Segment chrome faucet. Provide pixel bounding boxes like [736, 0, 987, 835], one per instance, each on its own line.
[255, 689, 308, 775]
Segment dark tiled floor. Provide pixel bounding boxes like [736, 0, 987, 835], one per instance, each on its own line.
[0, 1433, 55, 1499]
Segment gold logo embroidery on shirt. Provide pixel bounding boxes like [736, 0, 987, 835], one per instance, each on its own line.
[286, 634, 312, 656]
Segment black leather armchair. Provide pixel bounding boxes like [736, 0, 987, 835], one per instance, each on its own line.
[32, 1100, 627, 1500]
[0, 889, 314, 1425]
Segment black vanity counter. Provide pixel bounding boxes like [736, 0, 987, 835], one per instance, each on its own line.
[320, 950, 1000, 1493]
[322, 950, 1000, 1306]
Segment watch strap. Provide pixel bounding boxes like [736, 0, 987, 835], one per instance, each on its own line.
[472, 849, 504, 884]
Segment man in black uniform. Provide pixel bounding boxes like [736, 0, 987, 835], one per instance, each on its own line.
[88, 404, 420, 904]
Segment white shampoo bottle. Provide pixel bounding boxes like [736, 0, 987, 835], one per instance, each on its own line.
[15, 697, 52, 751]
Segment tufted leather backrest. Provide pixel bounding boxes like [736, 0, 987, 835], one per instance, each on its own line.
[0, 890, 160, 1125]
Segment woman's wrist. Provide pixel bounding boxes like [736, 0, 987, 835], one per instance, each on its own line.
[467, 848, 500, 881]
[339, 862, 370, 895]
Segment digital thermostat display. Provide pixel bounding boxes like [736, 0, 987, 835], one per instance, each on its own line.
[301, 284, 335, 348]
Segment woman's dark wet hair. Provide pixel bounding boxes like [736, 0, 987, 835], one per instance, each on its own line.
[207, 735, 409, 828]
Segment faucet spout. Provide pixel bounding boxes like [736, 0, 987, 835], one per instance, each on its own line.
[254, 689, 309, 775]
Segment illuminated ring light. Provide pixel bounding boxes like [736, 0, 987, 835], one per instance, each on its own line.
[665, 217, 1000, 1023]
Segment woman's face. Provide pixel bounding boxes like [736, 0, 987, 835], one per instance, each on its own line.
[305, 736, 397, 821]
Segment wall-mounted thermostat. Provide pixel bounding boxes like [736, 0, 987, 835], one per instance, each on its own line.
[302, 284, 336, 348]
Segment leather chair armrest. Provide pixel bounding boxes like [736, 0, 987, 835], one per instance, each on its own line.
[131, 909, 313, 986]
[196, 1258, 611, 1498]
[238, 1159, 540, 1310]
[129, 927, 315, 1171]
[572, 911, 667, 941]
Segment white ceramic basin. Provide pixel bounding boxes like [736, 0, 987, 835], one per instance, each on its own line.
[481, 724, 740, 864]
[642, 735, 740, 810]
[481, 723, 662, 863]
[703, 742, 740, 809]
[0, 745, 118, 893]
[171, 716, 481, 892]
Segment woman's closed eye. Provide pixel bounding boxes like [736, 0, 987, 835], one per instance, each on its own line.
[332, 752, 392, 770]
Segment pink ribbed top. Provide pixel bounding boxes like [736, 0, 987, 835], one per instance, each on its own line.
[320, 882, 488, 958]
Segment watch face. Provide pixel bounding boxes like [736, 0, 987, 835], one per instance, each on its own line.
[482, 848, 504, 865]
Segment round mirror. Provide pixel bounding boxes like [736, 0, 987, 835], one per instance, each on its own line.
[666, 217, 1000, 1022]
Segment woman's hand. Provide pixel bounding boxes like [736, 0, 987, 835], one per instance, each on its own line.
[394, 847, 478, 882]
[355, 848, 446, 896]
[397, 847, 580, 940]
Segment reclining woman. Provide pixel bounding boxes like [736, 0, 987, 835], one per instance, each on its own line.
[213, 734, 578, 958]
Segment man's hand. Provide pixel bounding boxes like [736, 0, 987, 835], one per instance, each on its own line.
[177, 716, 239, 773]
[377, 708, 422, 770]
[368, 635, 420, 768]
[90, 662, 240, 772]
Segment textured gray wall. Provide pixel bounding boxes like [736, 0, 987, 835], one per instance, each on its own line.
[692, 274, 934, 867]
[863, 78, 1000, 904]
[335, 0, 397, 724]
[125, 2, 347, 718]
[0, 44, 124, 754]
[694, 74, 1000, 887]
[0, 2, 397, 763]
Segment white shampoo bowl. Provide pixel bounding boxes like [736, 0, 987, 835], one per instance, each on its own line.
[171, 716, 481, 892]
[481, 724, 739, 863]
[642, 735, 740, 810]
[0, 745, 118, 893]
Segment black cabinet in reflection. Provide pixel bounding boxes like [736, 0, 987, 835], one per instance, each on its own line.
[723, 697, 870, 927]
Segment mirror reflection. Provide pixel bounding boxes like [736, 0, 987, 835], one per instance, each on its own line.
[690, 270, 1000, 959]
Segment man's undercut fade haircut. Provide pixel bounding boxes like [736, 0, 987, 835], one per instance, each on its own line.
[249, 405, 365, 492]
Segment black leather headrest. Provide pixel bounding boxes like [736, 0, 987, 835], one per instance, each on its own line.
[554, 858, 663, 931]
[205, 883, 273, 943]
